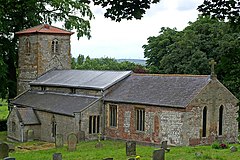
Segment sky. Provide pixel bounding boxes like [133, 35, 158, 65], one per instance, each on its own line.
[70, 0, 204, 59]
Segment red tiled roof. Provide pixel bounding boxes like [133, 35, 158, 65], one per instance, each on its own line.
[16, 24, 74, 35]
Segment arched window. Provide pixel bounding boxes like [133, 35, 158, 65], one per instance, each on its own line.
[51, 39, 58, 53]
[219, 105, 223, 135]
[12, 122, 16, 132]
[202, 106, 207, 137]
[24, 38, 30, 53]
[51, 115, 57, 137]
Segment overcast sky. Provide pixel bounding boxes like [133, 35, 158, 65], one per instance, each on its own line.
[70, 0, 204, 59]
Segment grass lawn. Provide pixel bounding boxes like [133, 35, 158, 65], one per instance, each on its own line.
[0, 137, 237, 160]
[0, 99, 9, 120]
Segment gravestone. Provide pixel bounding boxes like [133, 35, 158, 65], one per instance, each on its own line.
[7, 143, 15, 152]
[27, 129, 34, 141]
[230, 146, 238, 152]
[77, 131, 85, 142]
[55, 134, 64, 148]
[126, 141, 136, 156]
[152, 148, 165, 160]
[0, 143, 9, 159]
[4, 158, 16, 160]
[161, 141, 170, 152]
[67, 133, 77, 151]
[53, 153, 62, 160]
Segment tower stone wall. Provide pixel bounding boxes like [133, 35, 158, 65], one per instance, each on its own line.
[17, 25, 72, 95]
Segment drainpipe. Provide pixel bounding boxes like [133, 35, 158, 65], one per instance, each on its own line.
[20, 122, 24, 142]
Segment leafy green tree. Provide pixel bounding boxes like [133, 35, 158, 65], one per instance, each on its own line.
[143, 16, 240, 100]
[0, 0, 94, 99]
[91, 0, 161, 22]
[71, 55, 147, 72]
[198, 0, 240, 25]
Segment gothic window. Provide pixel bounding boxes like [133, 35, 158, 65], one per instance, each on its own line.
[51, 115, 57, 137]
[24, 38, 31, 53]
[89, 115, 100, 134]
[202, 106, 207, 137]
[219, 105, 223, 136]
[109, 104, 117, 127]
[136, 108, 145, 131]
[51, 39, 59, 53]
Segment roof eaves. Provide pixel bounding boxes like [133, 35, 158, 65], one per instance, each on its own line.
[104, 99, 186, 109]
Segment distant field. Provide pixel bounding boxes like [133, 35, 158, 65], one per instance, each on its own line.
[0, 99, 8, 120]
[0, 137, 237, 160]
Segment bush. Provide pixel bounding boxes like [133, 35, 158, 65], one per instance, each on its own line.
[212, 141, 228, 149]
[212, 141, 220, 149]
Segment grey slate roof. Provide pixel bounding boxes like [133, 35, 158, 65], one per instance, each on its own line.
[30, 70, 132, 90]
[12, 91, 100, 116]
[104, 74, 211, 108]
[16, 108, 40, 125]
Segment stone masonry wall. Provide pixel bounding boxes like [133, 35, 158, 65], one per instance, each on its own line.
[7, 108, 22, 141]
[104, 103, 185, 146]
[17, 34, 71, 95]
[80, 100, 103, 140]
[185, 79, 238, 146]
[35, 110, 74, 143]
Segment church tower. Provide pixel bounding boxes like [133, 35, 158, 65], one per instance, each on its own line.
[16, 24, 74, 95]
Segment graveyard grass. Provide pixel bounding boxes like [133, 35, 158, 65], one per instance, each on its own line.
[1, 137, 238, 160]
[0, 99, 8, 120]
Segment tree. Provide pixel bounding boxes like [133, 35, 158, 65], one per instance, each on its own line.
[71, 55, 148, 73]
[0, 0, 94, 99]
[143, 16, 240, 100]
[198, 0, 240, 25]
[91, 0, 161, 22]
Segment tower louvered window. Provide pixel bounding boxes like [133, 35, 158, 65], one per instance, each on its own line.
[52, 39, 59, 53]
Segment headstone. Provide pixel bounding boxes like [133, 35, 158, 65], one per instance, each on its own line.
[67, 133, 77, 151]
[7, 143, 15, 152]
[4, 158, 16, 160]
[230, 146, 238, 152]
[95, 142, 103, 148]
[53, 153, 62, 160]
[161, 141, 170, 152]
[152, 148, 165, 160]
[55, 134, 64, 148]
[77, 131, 85, 142]
[126, 141, 136, 156]
[0, 143, 9, 159]
[27, 129, 34, 141]
[103, 158, 113, 160]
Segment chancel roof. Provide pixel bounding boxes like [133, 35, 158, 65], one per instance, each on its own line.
[30, 69, 132, 91]
[16, 24, 74, 35]
[105, 74, 211, 108]
[12, 91, 100, 116]
[16, 107, 40, 125]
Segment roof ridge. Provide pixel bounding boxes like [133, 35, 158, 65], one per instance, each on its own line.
[132, 73, 210, 77]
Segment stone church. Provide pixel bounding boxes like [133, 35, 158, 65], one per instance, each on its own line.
[7, 24, 239, 146]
